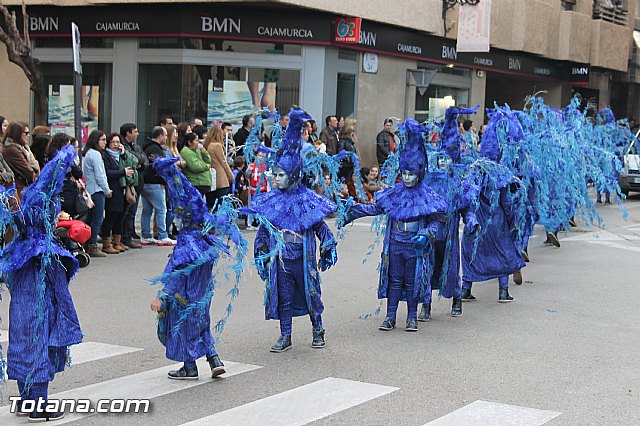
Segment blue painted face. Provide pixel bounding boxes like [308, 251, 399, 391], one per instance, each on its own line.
[401, 170, 419, 188]
[273, 166, 293, 190]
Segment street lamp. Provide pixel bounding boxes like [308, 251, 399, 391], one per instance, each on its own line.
[442, 0, 481, 35]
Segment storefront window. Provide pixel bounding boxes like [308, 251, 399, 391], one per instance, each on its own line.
[415, 85, 469, 123]
[137, 63, 300, 136]
[138, 38, 301, 55]
[43, 62, 112, 140]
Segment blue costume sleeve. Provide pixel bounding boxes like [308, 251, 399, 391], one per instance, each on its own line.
[343, 202, 385, 226]
[254, 225, 270, 255]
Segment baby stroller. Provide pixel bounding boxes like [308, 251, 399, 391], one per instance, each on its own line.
[56, 217, 92, 268]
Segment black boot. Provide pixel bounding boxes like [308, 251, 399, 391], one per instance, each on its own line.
[547, 232, 560, 248]
[206, 355, 226, 378]
[312, 328, 326, 348]
[513, 270, 523, 285]
[461, 288, 476, 301]
[405, 318, 418, 332]
[378, 317, 396, 331]
[451, 298, 463, 317]
[270, 334, 292, 353]
[168, 364, 199, 380]
[499, 288, 514, 303]
[28, 409, 65, 422]
[417, 303, 431, 322]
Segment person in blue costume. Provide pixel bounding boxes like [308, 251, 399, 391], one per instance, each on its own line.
[339, 119, 447, 332]
[418, 106, 480, 322]
[246, 108, 338, 353]
[150, 155, 246, 380]
[460, 107, 527, 302]
[2, 145, 82, 422]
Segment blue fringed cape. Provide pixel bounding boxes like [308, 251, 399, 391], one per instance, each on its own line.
[157, 229, 224, 362]
[3, 145, 83, 384]
[462, 160, 526, 282]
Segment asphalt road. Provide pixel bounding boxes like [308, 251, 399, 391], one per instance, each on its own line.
[0, 191, 639, 425]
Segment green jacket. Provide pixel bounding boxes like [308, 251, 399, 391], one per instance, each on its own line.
[118, 149, 139, 187]
[180, 146, 212, 187]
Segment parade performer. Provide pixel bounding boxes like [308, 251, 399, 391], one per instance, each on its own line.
[246, 108, 338, 352]
[460, 106, 527, 302]
[3, 145, 82, 421]
[418, 107, 479, 321]
[150, 155, 246, 379]
[339, 119, 446, 332]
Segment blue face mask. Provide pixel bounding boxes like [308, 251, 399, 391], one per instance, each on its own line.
[401, 170, 419, 188]
[273, 167, 294, 190]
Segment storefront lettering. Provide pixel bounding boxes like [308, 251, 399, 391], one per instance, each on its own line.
[201, 17, 241, 33]
[572, 67, 589, 75]
[534, 67, 551, 75]
[96, 22, 140, 32]
[508, 58, 521, 71]
[29, 16, 58, 32]
[397, 43, 421, 55]
[474, 57, 493, 66]
[442, 46, 457, 60]
[257, 26, 313, 38]
[359, 30, 377, 47]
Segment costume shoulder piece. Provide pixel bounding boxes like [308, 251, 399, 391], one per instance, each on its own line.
[250, 183, 336, 233]
[375, 180, 446, 222]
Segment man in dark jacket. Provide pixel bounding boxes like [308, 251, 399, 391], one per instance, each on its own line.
[233, 114, 254, 156]
[376, 118, 396, 166]
[140, 126, 175, 246]
[120, 123, 148, 248]
[320, 115, 338, 155]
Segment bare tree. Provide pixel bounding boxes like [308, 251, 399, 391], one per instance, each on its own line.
[0, 1, 47, 124]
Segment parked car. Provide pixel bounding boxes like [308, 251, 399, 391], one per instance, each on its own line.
[618, 135, 640, 196]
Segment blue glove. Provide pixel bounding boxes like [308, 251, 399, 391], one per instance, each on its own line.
[319, 244, 337, 271]
[465, 222, 480, 236]
[411, 235, 428, 250]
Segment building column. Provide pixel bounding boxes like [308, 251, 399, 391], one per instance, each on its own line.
[111, 38, 138, 130]
[470, 70, 486, 126]
[300, 45, 326, 125]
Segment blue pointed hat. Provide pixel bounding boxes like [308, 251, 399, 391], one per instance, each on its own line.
[441, 106, 479, 163]
[480, 104, 524, 161]
[154, 155, 213, 227]
[275, 107, 312, 179]
[398, 118, 428, 176]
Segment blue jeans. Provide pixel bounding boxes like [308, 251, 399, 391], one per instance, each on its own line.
[88, 191, 106, 245]
[141, 184, 168, 240]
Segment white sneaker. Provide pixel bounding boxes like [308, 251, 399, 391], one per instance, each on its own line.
[245, 225, 258, 231]
[156, 237, 177, 246]
[140, 238, 157, 246]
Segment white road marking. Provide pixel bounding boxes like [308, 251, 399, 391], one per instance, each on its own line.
[0, 359, 261, 425]
[561, 230, 625, 242]
[180, 377, 398, 426]
[589, 240, 640, 253]
[423, 400, 561, 425]
[0, 332, 141, 365]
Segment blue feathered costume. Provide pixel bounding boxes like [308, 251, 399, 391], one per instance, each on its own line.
[248, 108, 338, 352]
[461, 107, 527, 302]
[418, 107, 479, 321]
[341, 119, 446, 331]
[3, 145, 83, 418]
[152, 155, 246, 379]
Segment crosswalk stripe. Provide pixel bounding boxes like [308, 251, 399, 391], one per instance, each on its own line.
[423, 400, 561, 425]
[0, 359, 261, 425]
[180, 377, 398, 426]
[589, 240, 640, 253]
[0, 331, 142, 366]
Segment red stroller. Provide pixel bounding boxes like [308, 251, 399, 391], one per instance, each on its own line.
[56, 218, 92, 267]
